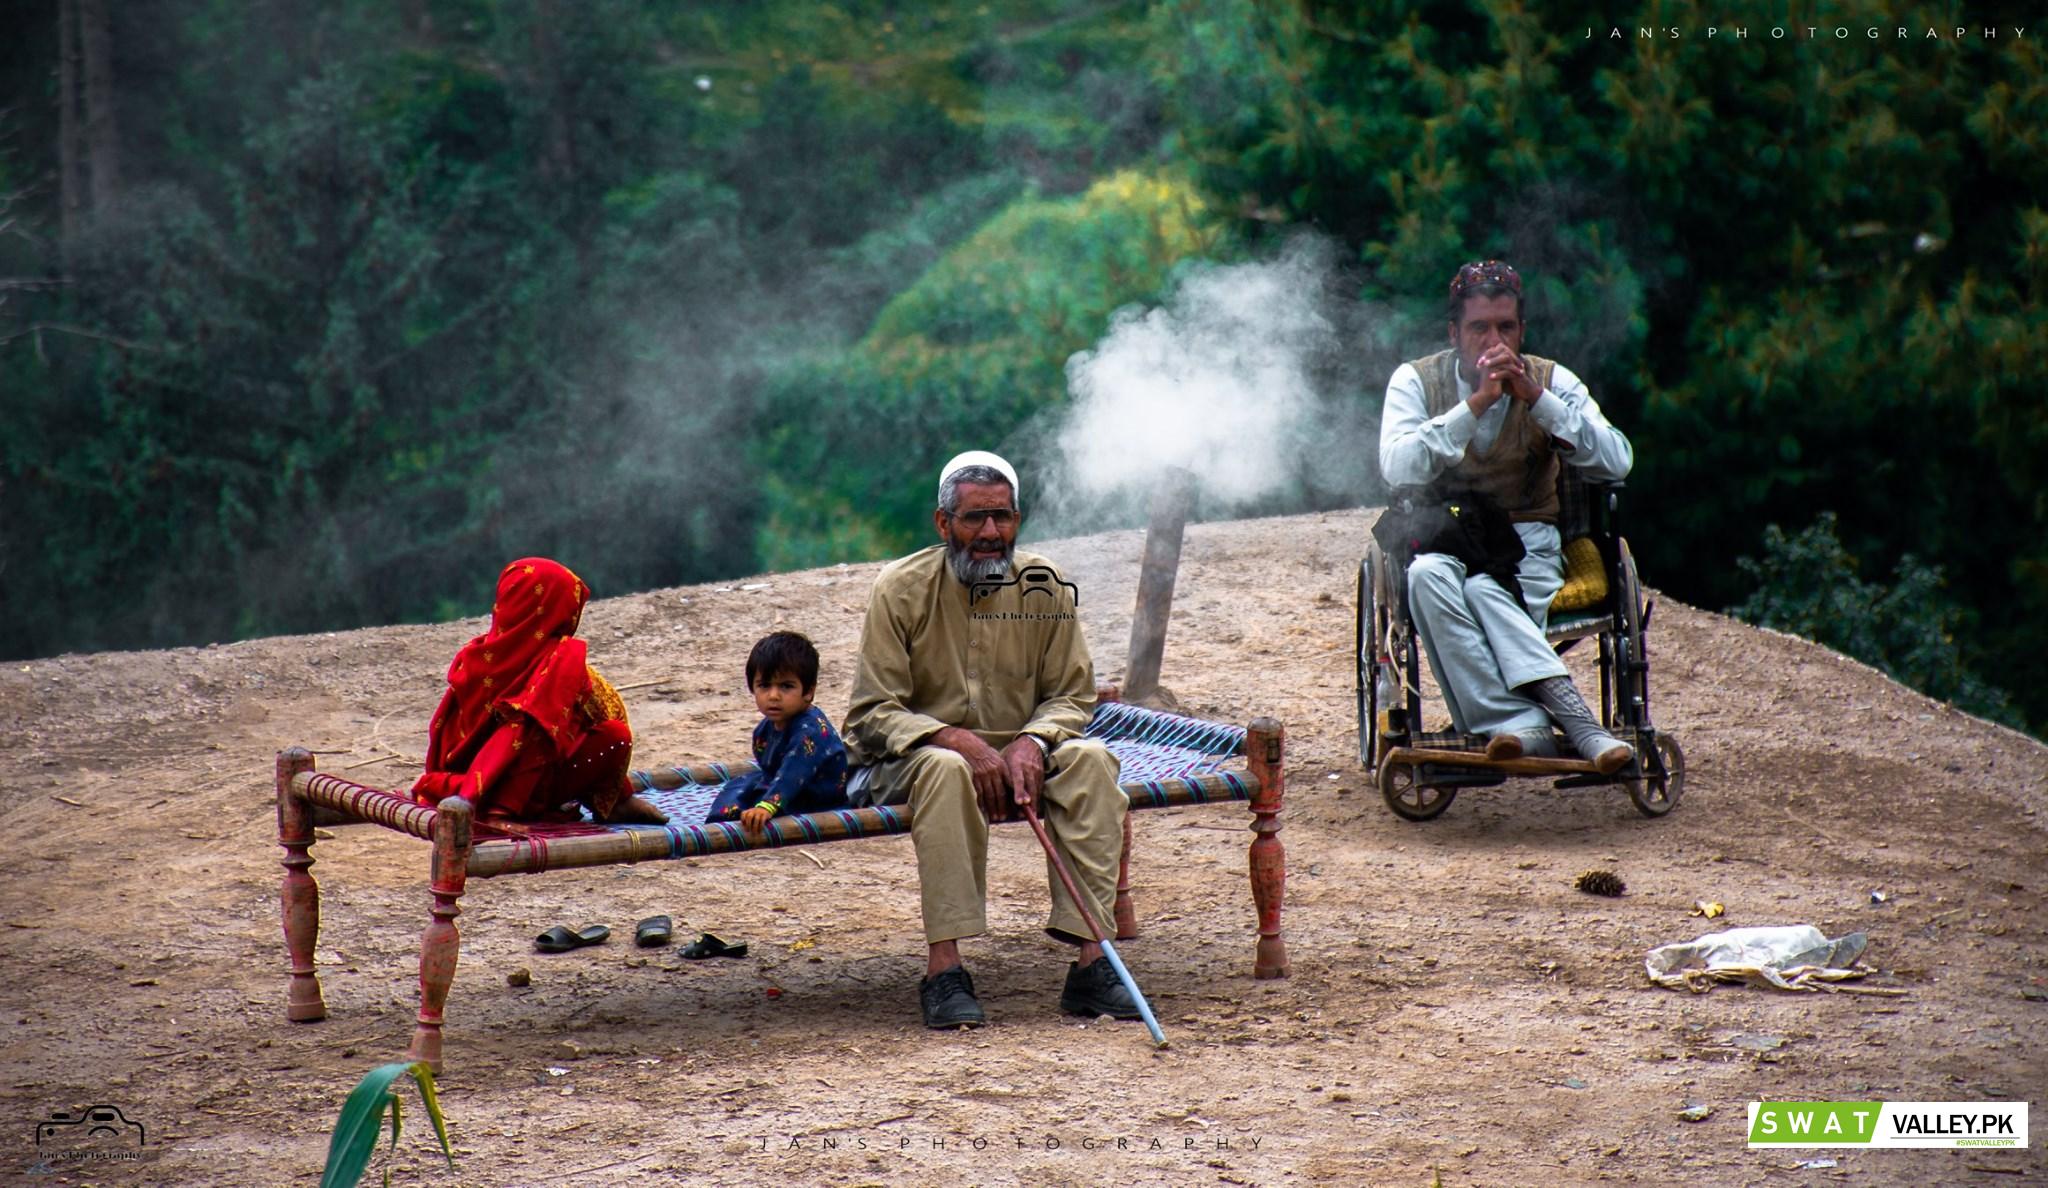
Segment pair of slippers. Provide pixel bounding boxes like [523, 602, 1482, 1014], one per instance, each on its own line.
[534, 923, 610, 954]
[533, 916, 746, 959]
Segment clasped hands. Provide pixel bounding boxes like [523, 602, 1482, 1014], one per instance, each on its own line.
[1472, 344, 1542, 410]
[933, 726, 1045, 823]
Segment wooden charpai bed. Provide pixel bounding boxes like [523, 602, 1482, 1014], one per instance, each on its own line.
[274, 699, 1287, 1068]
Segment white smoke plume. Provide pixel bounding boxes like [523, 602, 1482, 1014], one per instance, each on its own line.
[1034, 235, 1397, 534]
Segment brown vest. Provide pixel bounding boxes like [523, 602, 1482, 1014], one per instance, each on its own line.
[1410, 347, 1560, 523]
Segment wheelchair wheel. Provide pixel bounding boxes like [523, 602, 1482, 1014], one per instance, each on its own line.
[1614, 539, 1650, 730]
[1378, 755, 1455, 821]
[1356, 555, 1378, 768]
[1625, 732, 1685, 817]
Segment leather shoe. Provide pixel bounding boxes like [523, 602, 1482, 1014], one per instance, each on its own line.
[1059, 957, 1141, 1020]
[920, 966, 986, 1029]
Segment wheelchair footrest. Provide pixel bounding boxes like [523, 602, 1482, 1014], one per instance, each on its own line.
[1551, 773, 1618, 790]
[1384, 745, 1603, 777]
[1416, 764, 1508, 789]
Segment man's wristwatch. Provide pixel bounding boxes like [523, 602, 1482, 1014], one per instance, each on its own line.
[1020, 732, 1051, 757]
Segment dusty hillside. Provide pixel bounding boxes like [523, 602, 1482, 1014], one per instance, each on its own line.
[2, 509, 2044, 1186]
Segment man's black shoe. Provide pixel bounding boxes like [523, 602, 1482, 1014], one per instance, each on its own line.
[1059, 957, 1141, 1020]
[919, 966, 986, 1029]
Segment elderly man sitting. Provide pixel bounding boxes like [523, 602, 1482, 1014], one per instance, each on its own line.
[844, 451, 1139, 1029]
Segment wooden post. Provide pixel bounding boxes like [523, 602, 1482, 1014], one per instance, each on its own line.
[1123, 467, 1196, 703]
[1245, 718, 1288, 979]
[276, 747, 327, 1022]
[408, 796, 471, 1072]
[1113, 812, 1137, 940]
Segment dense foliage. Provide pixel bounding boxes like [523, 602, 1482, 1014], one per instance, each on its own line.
[1732, 514, 2018, 725]
[1, 0, 1169, 652]
[3, 2, 2041, 732]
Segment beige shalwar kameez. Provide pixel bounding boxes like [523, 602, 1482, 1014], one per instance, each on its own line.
[844, 546, 1125, 945]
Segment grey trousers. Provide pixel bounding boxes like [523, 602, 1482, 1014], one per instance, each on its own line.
[859, 739, 1125, 946]
[1407, 521, 1569, 737]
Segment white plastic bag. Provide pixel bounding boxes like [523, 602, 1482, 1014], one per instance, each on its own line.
[1644, 925, 1871, 993]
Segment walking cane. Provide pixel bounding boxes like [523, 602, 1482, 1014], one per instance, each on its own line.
[1019, 798, 1169, 1048]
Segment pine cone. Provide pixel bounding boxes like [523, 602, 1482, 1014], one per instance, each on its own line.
[1573, 868, 1626, 897]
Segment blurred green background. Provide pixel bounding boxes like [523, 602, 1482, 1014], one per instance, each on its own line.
[3, 2, 2042, 734]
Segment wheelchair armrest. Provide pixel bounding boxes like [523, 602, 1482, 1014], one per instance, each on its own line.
[1596, 480, 1623, 540]
[1569, 476, 1625, 541]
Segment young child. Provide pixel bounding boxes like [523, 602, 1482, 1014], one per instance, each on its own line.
[707, 632, 850, 839]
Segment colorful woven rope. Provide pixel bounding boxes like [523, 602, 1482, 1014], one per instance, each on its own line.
[1085, 701, 1246, 766]
[299, 774, 437, 839]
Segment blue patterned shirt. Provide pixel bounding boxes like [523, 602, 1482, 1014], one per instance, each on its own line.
[708, 705, 850, 822]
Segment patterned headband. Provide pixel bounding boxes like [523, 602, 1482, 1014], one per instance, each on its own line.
[1449, 260, 1522, 299]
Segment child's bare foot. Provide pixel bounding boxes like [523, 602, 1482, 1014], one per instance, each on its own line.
[604, 794, 669, 825]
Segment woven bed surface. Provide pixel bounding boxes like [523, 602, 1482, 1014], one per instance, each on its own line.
[310, 702, 1257, 855]
[562, 701, 1246, 846]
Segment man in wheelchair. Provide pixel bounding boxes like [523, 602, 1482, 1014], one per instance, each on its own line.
[1377, 260, 1635, 774]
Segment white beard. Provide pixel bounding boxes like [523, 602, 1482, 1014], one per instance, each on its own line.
[947, 538, 1013, 588]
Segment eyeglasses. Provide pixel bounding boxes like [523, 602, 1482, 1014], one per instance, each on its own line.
[947, 508, 1019, 529]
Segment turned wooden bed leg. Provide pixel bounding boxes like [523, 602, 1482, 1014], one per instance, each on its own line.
[1113, 811, 1137, 940]
[1246, 718, 1289, 979]
[408, 796, 471, 1072]
[276, 747, 327, 1022]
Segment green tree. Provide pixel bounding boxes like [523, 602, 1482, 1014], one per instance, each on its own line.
[752, 169, 1222, 566]
[1731, 514, 2018, 726]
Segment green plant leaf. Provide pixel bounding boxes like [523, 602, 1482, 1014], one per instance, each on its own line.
[318, 1061, 454, 1188]
[406, 1062, 457, 1169]
[319, 1063, 416, 1188]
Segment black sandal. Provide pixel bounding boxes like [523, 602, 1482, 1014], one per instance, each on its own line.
[634, 915, 673, 948]
[535, 924, 611, 954]
[679, 932, 748, 960]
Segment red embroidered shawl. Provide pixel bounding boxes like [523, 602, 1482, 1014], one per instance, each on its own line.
[422, 557, 595, 774]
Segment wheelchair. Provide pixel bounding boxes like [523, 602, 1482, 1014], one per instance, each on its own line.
[1356, 470, 1684, 821]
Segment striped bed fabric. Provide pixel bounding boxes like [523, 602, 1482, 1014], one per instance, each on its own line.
[567, 702, 1249, 856]
[302, 702, 1257, 867]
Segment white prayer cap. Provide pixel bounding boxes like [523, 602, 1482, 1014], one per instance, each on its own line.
[936, 450, 1020, 509]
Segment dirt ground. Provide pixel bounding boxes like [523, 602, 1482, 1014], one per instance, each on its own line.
[2, 509, 2044, 1187]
